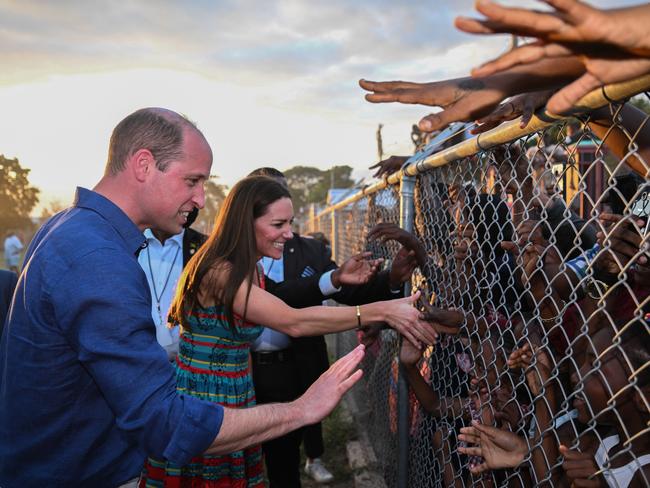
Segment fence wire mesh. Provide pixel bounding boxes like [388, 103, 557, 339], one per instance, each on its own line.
[307, 91, 650, 488]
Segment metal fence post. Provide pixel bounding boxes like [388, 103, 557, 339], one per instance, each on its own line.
[397, 172, 416, 488]
[331, 210, 339, 265]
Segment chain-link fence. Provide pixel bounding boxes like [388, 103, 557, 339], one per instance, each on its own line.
[304, 78, 650, 488]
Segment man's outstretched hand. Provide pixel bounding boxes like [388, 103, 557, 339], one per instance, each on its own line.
[359, 77, 510, 133]
[295, 344, 366, 425]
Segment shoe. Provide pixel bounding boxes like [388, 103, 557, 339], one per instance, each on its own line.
[305, 458, 334, 483]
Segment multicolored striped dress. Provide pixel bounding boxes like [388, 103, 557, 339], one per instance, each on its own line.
[140, 301, 265, 487]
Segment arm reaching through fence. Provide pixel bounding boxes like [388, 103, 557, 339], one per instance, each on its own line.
[456, 0, 650, 113]
[360, 57, 584, 132]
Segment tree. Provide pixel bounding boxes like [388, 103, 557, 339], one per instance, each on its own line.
[630, 95, 650, 114]
[284, 165, 356, 214]
[192, 176, 228, 234]
[39, 199, 67, 221]
[0, 155, 40, 233]
[284, 166, 324, 214]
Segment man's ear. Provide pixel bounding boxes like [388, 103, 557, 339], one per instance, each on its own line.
[131, 149, 155, 182]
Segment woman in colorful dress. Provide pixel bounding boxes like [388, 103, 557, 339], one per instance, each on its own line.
[140, 175, 436, 487]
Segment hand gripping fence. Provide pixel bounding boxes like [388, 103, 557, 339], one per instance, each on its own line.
[303, 75, 650, 488]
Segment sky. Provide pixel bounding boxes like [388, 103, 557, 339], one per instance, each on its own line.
[0, 0, 639, 214]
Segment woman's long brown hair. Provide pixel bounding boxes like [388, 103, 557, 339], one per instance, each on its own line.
[169, 175, 291, 332]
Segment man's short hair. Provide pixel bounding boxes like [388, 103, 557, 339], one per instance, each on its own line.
[106, 108, 198, 175]
[248, 167, 286, 179]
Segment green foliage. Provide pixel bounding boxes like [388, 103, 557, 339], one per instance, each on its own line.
[0, 155, 40, 232]
[193, 176, 228, 233]
[630, 95, 650, 114]
[284, 165, 355, 213]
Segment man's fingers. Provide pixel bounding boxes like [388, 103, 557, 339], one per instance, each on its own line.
[419, 107, 466, 133]
[354, 251, 373, 260]
[520, 101, 536, 128]
[473, 0, 570, 37]
[559, 445, 589, 460]
[413, 320, 439, 345]
[365, 88, 431, 105]
[359, 79, 425, 93]
[547, 72, 602, 114]
[330, 344, 366, 376]
[339, 368, 364, 393]
[457, 446, 483, 458]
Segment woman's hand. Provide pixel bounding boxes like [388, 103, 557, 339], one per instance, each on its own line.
[458, 421, 528, 474]
[382, 291, 439, 347]
[332, 251, 383, 287]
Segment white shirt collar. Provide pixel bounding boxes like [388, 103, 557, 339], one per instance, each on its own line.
[144, 228, 185, 247]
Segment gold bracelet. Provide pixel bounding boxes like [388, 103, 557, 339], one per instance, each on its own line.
[540, 299, 566, 325]
[356, 305, 362, 329]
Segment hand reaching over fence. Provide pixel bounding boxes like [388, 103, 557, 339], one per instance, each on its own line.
[369, 155, 409, 179]
[472, 90, 555, 134]
[455, 0, 650, 57]
[456, 0, 650, 113]
[360, 57, 584, 132]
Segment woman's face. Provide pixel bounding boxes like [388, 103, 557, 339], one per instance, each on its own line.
[254, 197, 294, 259]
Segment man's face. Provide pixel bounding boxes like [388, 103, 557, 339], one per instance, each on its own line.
[145, 129, 212, 235]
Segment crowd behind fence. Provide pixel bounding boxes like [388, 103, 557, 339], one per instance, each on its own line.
[305, 80, 650, 487]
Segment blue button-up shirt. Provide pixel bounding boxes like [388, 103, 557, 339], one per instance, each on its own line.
[0, 188, 223, 488]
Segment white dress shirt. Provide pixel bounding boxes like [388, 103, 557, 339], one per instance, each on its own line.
[138, 229, 184, 359]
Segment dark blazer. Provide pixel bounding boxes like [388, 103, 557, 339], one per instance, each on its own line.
[0, 270, 18, 336]
[182, 227, 207, 266]
[280, 233, 396, 308]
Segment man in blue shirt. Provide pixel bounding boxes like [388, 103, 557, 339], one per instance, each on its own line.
[0, 108, 365, 488]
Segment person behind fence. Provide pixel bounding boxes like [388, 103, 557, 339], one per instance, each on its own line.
[457, 318, 650, 487]
[3, 230, 23, 273]
[138, 207, 206, 361]
[0, 107, 369, 488]
[139, 175, 439, 486]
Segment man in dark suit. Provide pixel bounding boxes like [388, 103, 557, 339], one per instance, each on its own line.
[248, 168, 416, 487]
[0, 269, 18, 336]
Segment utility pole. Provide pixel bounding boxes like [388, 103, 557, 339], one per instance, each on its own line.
[376, 123, 384, 161]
